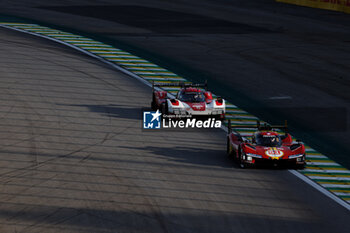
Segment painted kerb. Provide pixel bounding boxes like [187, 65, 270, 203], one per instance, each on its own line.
[276, 0, 350, 14]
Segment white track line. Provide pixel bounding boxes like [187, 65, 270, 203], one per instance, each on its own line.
[289, 170, 350, 211]
[1, 23, 349, 212]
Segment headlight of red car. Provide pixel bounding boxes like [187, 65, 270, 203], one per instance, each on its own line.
[246, 153, 262, 159]
[288, 154, 304, 159]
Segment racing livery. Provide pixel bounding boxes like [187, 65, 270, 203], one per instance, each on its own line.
[227, 120, 306, 168]
[151, 82, 225, 119]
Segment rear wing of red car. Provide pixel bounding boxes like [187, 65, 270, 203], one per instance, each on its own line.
[227, 120, 288, 134]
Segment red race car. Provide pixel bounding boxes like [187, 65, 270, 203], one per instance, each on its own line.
[151, 82, 225, 119]
[227, 120, 306, 169]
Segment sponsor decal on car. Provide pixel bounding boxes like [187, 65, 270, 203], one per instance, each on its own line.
[265, 147, 284, 159]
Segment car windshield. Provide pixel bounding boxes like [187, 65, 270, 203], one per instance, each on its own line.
[255, 134, 282, 147]
[179, 92, 205, 102]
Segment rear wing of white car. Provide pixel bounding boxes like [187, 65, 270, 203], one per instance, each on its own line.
[152, 81, 208, 91]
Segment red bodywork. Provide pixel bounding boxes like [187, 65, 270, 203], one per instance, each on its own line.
[186, 102, 206, 111]
[184, 87, 201, 92]
[228, 130, 306, 168]
[204, 92, 213, 103]
[152, 90, 168, 107]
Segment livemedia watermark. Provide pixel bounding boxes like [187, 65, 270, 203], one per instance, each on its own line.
[143, 110, 222, 129]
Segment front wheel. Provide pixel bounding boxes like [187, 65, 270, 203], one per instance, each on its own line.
[239, 147, 247, 168]
[295, 163, 306, 170]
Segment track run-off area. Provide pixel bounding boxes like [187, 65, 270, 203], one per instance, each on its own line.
[0, 22, 349, 232]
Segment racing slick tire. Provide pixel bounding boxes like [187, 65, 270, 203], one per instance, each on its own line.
[294, 155, 306, 170]
[238, 147, 254, 169]
[227, 137, 234, 158]
[238, 147, 247, 169]
[213, 114, 225, 120]
[161, 102, 168, 115]
[295, 163, 306, 170]
[151, 94, 157, 110]
[151, 101, 156, 110]
[239, 160, 247, 169]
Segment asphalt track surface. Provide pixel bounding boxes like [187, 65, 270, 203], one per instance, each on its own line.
[0, 0, 349, 169]
[0, 0, 350, 232]
[1, 25, 350, 233]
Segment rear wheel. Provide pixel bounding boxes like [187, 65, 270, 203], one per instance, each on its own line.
[161, 102, 168, 115]
[227, 137, 233, 157]
[151, 94, 157, 110]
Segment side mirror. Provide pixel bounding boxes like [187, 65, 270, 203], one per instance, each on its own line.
[216, 97, 223, 104]
[170, 99, 179, 106]
[204, 92, 213, 100]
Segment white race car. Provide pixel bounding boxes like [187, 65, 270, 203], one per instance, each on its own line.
[151, 82, 225, 119]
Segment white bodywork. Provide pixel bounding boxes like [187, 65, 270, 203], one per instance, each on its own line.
[166, 99, 226, 116]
